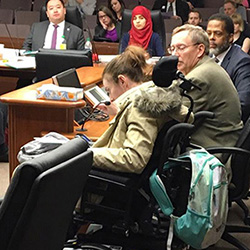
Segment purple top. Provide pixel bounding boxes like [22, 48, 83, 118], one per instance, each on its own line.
[106, 28, 118, 42]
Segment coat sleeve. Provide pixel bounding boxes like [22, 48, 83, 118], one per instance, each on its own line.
[232, 57, 250, 123]
[91, 105, 160, 174]
[120, 33, 129, 53]
[22, 24, 34, 51]
[75, 28, 85, 50]
[152, 33, 165, 57]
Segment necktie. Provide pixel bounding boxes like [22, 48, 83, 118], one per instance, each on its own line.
[168, 3, 173, 12]
[51, 24, 58, 49]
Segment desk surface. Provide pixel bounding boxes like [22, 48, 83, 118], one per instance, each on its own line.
[0, 66, 105, 177]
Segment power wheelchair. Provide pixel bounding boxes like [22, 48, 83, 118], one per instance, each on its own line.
[65, 57, 214, 250]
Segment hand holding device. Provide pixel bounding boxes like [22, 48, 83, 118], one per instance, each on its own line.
[76, 100, 111, 132]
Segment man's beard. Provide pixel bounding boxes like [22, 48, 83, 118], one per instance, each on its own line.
[209, 40, 231, 56]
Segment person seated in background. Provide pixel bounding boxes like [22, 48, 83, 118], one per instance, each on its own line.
[187, 9, 205, 29]
[231, 13, 250, 53]
[94, 6, 121, 42]
[169, 24, 242, 165]
[108, 0, 125, 22]
[120, 6, 165, 57]
[152, 0, 189, 24]
[220, 0, 249, 34]
[207, 13, 250, 123]
[23, 0, 85, 51]
[91, 45, 193, 173]
[64, 0, 96, 16]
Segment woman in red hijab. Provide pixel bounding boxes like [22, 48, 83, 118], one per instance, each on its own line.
[121, 6, 165, 57]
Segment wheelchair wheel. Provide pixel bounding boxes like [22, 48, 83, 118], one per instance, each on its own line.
[80, 243, 112, 250]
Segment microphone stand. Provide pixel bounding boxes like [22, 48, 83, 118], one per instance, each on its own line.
[76, 101, 111, 132]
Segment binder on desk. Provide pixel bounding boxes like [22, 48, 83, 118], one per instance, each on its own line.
[52, 68, 82, 88]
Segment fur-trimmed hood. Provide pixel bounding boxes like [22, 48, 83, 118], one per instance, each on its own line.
[133, 82, 182, 118]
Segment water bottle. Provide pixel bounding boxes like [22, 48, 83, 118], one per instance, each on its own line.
[84, 37, 92, 51]
[60, 35, 67, 50]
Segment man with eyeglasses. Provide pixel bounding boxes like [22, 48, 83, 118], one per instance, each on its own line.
[170, 24, 242, 157]
[207, 13, 250, 123]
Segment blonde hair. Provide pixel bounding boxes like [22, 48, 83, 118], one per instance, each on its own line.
[172, 24, 210, 55]
[231, 12, 244, 31]
[103, 45, 151, 83]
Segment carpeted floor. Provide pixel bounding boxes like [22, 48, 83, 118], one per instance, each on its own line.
[1, 162, 250, 249]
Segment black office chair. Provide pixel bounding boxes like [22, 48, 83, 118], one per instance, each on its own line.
[40, 5, 83, 29]
[35, 49, 92, 82]
[0, 138, 93, 250]
[118, 9, 166, 53]
[205, 115, 250, 250]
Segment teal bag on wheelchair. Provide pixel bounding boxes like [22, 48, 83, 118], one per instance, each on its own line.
[150, 149, 228, 249]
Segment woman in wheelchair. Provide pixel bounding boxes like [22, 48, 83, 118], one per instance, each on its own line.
[91, 45, 193, 174]
[120, 5, 165, 57]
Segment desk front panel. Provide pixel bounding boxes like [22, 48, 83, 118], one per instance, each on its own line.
[8, 105, 75, 177]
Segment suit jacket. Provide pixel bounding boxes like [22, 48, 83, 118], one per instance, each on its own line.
[152, 0, 189, 23]
[182, 56, 242, 152]
[22, 20, 85, 51]
[221, 44, 250, 123]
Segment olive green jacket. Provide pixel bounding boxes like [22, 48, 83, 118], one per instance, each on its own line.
[182, 55, 243, 150]
[91, 81, 193, 173]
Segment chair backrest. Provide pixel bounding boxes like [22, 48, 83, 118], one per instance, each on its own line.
[35, 49, 93, 82]
[40, 5, 83, 29]
[230, 116, 250, 200]
[0, 9, 14, 24]
[164, 18, 182, 34]
[203, 0, 224, 8]
[14, 10, 40, 25]
[0, 0, 31, 10]
[195, 8, 219, 22]
[0, 24, 31, 49]
[119, 9, 166, 53]
[0, 138, 92, 250]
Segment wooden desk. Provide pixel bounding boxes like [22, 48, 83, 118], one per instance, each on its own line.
[0, 66, 104, 177]
[93, 41, 119, 55]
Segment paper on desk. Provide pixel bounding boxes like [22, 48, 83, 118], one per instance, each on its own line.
[98, 55, 118, 63]
[4, 56, 36, 69]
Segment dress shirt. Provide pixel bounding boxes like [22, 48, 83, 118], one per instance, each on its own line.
[167, 1, 176, 16]
[44, 20, 65, 49]
[215, 46, 231, 65]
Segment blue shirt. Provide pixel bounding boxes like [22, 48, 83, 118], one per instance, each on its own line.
[121, 32, 165, 57]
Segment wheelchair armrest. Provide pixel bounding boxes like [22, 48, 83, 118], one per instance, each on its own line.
[206, 146, 250, 157]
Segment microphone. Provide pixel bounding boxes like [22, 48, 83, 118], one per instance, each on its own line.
[4, 23, 20, 56]
[82, 15, 99, 63]
[4, 23, 15, 50]
[76, 100, 111, 132]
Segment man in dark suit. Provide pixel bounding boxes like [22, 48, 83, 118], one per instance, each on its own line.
[207, 13, 250, 123]
[152, 0, 190, 24]
[23, 0, 85, 51]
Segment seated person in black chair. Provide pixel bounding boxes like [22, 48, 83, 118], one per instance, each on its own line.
[94, 6, 121, 42]
[91, 45, 193, 174]
[120, 6, 165, 57]
[23, 0, 85, 51]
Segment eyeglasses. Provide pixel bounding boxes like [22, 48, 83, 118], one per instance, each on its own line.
[167, 43, 199, 54]
[99, 14, 107, 19]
